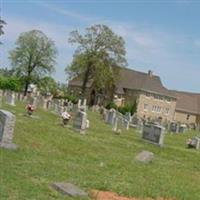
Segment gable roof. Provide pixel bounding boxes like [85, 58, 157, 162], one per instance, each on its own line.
[68, 67, 175, 98]
[115, 67, 175, 98]
[170, 90, 200, 115]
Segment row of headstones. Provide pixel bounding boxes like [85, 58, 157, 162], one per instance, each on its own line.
[102, 108, 130, 133]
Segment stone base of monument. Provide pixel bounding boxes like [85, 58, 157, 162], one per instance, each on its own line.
[51, 182, 88, 197]
[0, 142, 18, 150]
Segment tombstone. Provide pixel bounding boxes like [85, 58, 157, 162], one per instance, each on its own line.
[106, 109, 116, 125]
[6, 92, 15, 106]
[51, 182, 88, 197]
[67, 101, 73, 112]
[178, 124, 187, 133]
[47, 100, 52, 110]
[77, 99, 82, 108]
[58, 105, 64, 115]
[187, 137, 200, 150]
[43, 99, 48, 110]
[142, 123, 165, 146]
[73, 111, 88, 134]
[54, 103, 59, 113]
[0, 109, 17, 150]
[124, 112, 132, 122]
[135, 150, 154, 163]
[170, 122, 178, 133]
[0, 90, 3, 107]
[112, 113, 129, 133]
[32, 96, 37, 107]
[86, 119, 90, 129]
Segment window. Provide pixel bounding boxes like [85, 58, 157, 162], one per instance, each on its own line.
[146, 93, 151, 98]
[165, 108, 170, 115]
[152, 105, 162, 113]
[166, 98, 171, 103]
[187, 114, 190, 120]
[144, 104, 148, 111]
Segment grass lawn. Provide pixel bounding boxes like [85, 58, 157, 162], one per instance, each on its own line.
[0, 100, 200, 200]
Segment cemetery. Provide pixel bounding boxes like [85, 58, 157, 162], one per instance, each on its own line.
[1, 4, 200, 199]
[0, 94, 200, 200]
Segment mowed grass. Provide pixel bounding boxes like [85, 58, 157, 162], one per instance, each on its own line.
[0, 100, 200, 200]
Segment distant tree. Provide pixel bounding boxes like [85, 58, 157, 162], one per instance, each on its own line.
[38, 76, 58, 96]
[9, 30, 57, 96]
[0, 67, 14, 77]
[66, 24, 127, 99]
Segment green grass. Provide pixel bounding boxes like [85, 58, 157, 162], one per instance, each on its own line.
[0, 100, 200, 200]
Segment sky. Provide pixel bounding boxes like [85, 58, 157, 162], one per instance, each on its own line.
[0, 0, 200, 93]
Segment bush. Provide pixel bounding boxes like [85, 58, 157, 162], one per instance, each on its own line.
[118, 101, 137, 115]
[65, 94, 78, 104]
[0, 76, 23, 91]
[105, 101, 118, 110]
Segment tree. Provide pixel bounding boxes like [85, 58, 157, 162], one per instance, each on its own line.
[38, 76, 58, 96]
[66, 24, 127, 99]
[9, 30, 57, 96]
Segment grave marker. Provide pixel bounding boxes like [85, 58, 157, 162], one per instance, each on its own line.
[0, 109, 17, 150]
[142, 123, 165, 146]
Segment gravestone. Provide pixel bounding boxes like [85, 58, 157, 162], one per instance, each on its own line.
[58, 105, 64, 115]
[0, 109, 17, 150]
[51, 182, 88, 197]
[178, 124, 187, 133]
[0, 90, 3, 107]
[77, 99, 87, 112]
[188, 137, 200, 150]
[112, 113, 129, 133]
[170, 122, 178, 133]
[73, 111, 87, 134]
[106, 109, 116, 125]
[142, 123, 165, 146]
[135, 150, 154, 163]
[6, 92, 15, 106]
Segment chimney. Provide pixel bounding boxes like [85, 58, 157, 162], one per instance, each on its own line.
[148, 70, 153, 77]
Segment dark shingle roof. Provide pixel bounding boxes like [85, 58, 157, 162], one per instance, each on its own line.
[68, 67, 175, 98]
[170, 90, 200, 115]
[115, 67, 175, 98]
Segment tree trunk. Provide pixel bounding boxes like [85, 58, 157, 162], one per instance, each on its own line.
[23, 78, 30, 96]
[81, 65, 91, 100]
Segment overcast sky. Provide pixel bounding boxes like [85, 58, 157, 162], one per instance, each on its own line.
[1, 0, 200, 92]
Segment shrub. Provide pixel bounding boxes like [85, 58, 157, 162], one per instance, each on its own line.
[105, 101, 118, 110]
[0, 76, 23, 91]
[118, 101, 137, 115]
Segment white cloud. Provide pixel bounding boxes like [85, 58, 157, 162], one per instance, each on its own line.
[32, 0, 99, 23]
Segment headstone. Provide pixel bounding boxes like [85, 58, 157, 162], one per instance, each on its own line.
[188, 137, 200, 150]
[0, 109, 17, 150]
[135, 150, 154, 163]
[77, 99, 81, 108]
[51, 182, 87, 197]
[106, 109, 116, 125]
[142, 123, 165, 146]
[6, 92, 15, 106]
[170, 122, 178, 133]
[0, 90, 3, 107]
[178, 124, 187, 133]
[73, 111, 87, 134]
[86, 119, 90, 129]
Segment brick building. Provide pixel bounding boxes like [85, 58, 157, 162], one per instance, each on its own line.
[68, 67, 177, 123]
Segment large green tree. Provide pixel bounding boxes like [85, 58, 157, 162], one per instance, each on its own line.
[66, 24, 127, 99]
[9, 30, 57, 96]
